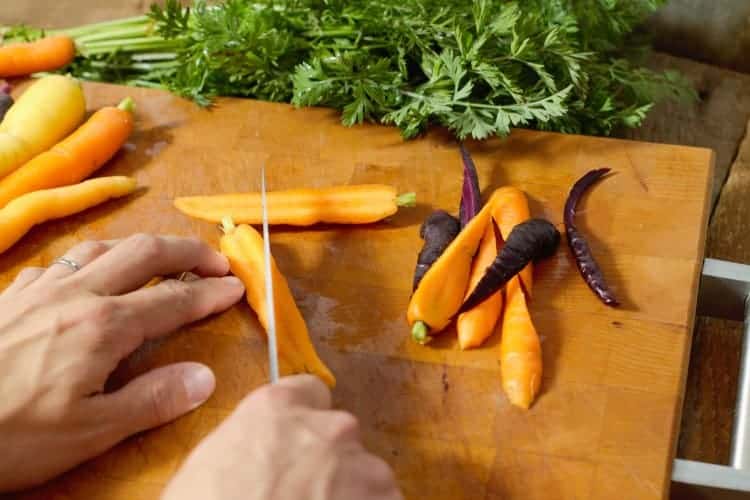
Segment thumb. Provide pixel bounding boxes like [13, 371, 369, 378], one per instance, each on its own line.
[99, 362, 216, 439]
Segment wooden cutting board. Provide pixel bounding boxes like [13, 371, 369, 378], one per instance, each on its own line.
[0, 82, 713, 500]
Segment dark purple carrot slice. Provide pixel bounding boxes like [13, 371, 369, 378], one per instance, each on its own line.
[412, 210, 461, 291]
[457, 218, 560, 314]
[458, 142, 482, 228]
[564, 168, 619, 306]
[0, 81, 12, 122]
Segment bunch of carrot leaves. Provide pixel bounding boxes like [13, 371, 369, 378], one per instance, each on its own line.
[2, 0, 695, 140]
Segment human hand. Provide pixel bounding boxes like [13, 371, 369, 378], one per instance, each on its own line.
[162, 375, 403, 500]
[0, 234, 245, 492]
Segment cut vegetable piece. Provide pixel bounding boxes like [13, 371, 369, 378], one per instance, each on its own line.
[220, 219, 336, 387]
[0, 36, 75, 77]
[564, 168, 619, 306]
[0, 176, 137, 254]
[458, 142, 481, 228]
[0, 97, 135, 208]
[456, 212, 504, 350]
[500, 276, 542, 409]
[458, 218, 560, 314]
[175, 185, 415, 226]
[0, 75, 86, 179]
[413, 210, 461, 291]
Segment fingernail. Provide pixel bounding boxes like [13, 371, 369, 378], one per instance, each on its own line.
[184, 365, 216, 409]
[223, 276, 244, 289]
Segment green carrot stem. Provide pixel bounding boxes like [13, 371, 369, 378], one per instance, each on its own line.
[75, 25, 153, 44]
[131, 52, 178, 61]
[411, 321, 430, 344]
[396, 192, 417, 207]
[118, 97, 136, 113]
[52, 15, 150, 38]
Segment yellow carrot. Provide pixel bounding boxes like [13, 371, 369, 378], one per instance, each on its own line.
[0, 75, 86, 179]
[175, 185, 416, 226]
[0, 97, 135, 207]
[0, 176, 137, 254]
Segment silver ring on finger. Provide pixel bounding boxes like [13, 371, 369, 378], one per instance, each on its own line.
[52, 257, 82, 273]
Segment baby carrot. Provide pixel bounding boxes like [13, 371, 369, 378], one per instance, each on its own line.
[0, 36, 76, 78]
[0, 75, 86, 179]
[175, 185, 416, 226]
[0, 176, 137, 254]
[0, 97, 135, 207]
[219, 218, 336, 387]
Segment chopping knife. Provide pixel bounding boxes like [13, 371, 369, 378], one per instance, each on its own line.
[260, 164, 280, 383]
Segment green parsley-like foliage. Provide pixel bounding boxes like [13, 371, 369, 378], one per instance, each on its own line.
[5, 0, 695, 140]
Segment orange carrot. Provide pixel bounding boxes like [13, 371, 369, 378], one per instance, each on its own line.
[500, 276, 542, 409]
[0, 36, 76, 78]
[456, 216, 503, 350]
[0, 97, 134, 208]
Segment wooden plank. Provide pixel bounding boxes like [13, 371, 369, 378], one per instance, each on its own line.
[650, 0, 750, 73]
[0, 81, 713, 500]
[676, 119, 750, 466]
[619, 53, 750, 207]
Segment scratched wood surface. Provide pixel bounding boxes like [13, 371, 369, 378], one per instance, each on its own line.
[0, 81, 713, 500]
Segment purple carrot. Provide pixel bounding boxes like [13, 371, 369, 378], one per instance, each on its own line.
[0, 81, 12, 122]
[564, 168, 619, 306]
[458, 142, 482, 228]
[457, 218, 560, 314]
[412, 210, 461, 291]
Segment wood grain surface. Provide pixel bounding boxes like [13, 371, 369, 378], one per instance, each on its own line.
[0, 81, 713, 500]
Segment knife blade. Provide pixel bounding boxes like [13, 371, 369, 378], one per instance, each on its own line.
[260, 164, 280, 384]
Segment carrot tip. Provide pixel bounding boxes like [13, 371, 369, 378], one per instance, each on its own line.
[396, 192, 417, 208]
[411, 321, 431, 344]
[220, 216, 236, 234]
[118, 97, 135, 112]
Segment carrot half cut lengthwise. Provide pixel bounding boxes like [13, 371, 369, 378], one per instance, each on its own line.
[175, 185, 416, 226]
[0, 176, 137, 255]
[0, 36, 76, 78]
[0, 98, 135, 208]
[219, 218, 336, 387]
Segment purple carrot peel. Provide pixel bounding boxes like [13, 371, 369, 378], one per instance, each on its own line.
[412, 210, 461, 291]
[458, 142, 482, 228]
[564, 168, 619, 307]
[0, 80, 10, 95]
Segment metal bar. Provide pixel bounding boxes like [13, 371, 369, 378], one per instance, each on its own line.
[673, 459, 750, 492]
[730, 298, 750, 470]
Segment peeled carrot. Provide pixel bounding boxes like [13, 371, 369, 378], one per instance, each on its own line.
[456, 216, 503, 350]
[500, 276, 542, 409]
[0, 75, 86, 179]
[0, 36, 76, 78]
[219, 218, 336, 387]
[0, 97, 135, 207]
[175, 185, 416, 226]
[0, 176, 137, 254]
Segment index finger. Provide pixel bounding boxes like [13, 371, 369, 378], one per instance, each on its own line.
[67, 234, 229, 295]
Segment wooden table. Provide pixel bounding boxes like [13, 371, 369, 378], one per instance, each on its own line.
[0, 81, 713, 499]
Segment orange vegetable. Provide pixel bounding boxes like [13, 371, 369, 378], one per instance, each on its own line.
[500, 276, 542, 409]
[492, 188, 541, 409]
[0, 97, 135, 208]
[0, 36, 76, 78]
[219, 218, 336, 387]
[175, 185, 416, 226]
[407, 189, 506, 343]
[0, 176, 137, 254]
[456, 215, 503, 350]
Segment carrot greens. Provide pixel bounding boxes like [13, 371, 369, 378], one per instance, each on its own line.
[3, 0, 695, 140]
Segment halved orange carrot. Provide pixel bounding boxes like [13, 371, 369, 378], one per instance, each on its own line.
[500, 275, 542, 409]
[0, 36, 75, 78]
[456, 217, 504, 350]
[175, 185, 416, 226]
[0, 97, 134, 208]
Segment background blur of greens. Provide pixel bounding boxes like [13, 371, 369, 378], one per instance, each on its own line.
[3, 0, 695, 140]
